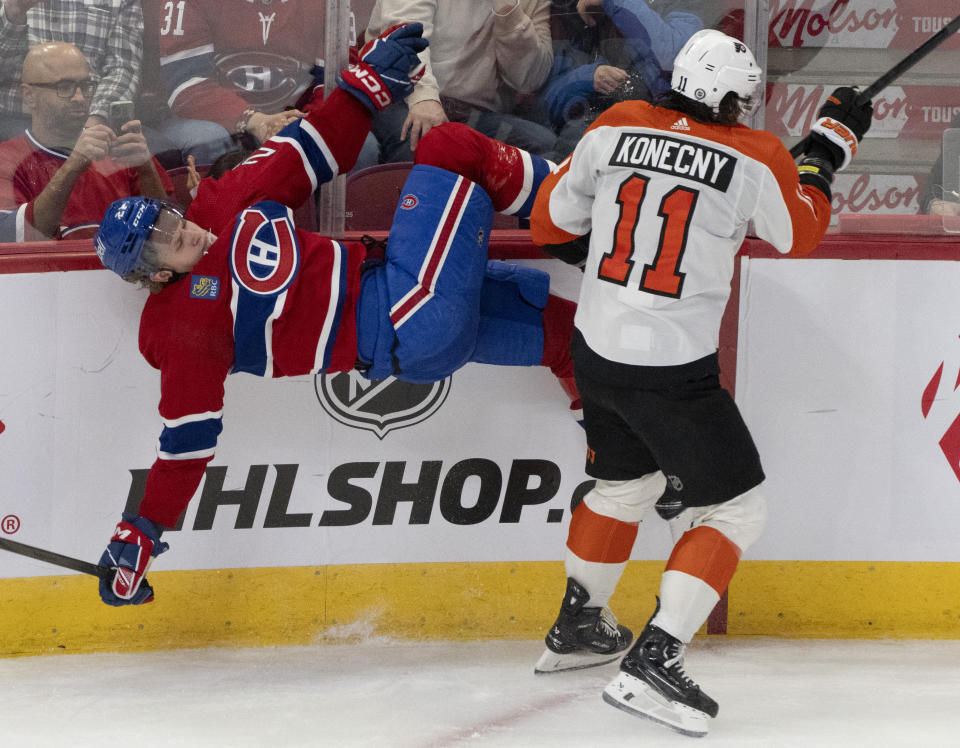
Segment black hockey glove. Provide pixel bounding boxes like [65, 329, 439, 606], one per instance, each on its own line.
[806, 86, 873, 171]
[337, 23, 428, 112]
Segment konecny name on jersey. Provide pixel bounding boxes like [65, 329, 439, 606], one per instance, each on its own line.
[608, 131, 737, 192]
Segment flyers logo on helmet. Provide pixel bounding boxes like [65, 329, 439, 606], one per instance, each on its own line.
[229, 205, 301, 296]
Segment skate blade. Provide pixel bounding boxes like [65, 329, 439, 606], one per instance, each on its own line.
[534, 647, 625, 675]
[601, 672, 710, 738]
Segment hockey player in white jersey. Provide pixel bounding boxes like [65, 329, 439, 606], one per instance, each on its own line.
[529, 29, 872, 737]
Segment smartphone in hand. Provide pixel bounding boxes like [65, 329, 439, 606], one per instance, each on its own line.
[108, 100, 135, 133]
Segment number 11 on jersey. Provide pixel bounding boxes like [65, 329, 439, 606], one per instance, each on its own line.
[597, 174, 699, 299]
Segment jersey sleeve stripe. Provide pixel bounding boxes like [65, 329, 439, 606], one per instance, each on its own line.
[313, 241, 347, 373]
[299, 118, 340, 181]
[157, 446, 217, 461]
[271, 129, 328, 195]
[162, 410, 224, 428]
[156, 415, 223, 461]
[158, 44, 215, 67]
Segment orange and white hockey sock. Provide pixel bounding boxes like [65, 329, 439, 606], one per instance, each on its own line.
[564, 501, 639, 608]
[651, 525, 742, 643]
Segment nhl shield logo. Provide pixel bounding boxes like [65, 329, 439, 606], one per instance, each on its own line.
[315, 370, 451, 439]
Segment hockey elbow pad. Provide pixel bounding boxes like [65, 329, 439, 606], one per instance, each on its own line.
[542, 232, 590, 269]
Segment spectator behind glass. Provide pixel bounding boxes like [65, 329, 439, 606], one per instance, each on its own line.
[365, 0, 557, 162]
[0, 0, 227, 168]
[180, 148, 255, 204]
[921, 111, 960, 217]
[0, 41, 172, 242]
[536, 0, 714, 160]
[154, 0, 378, 171]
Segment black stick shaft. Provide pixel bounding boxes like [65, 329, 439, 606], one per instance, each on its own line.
[860, 14, 960, 100]
[790, 14, 960, 158]
[0, 536, 111, 578]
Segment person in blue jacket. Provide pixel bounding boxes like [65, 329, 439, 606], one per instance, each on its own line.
[537, 0, 719, 159]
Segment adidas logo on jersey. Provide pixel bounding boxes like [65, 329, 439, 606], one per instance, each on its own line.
[670, 117, 691, 132]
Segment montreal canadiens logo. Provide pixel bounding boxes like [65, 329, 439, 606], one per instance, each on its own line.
[230, 207, 300, 296]
[315, 370, 451, 439]
[400, 194, 419, 210]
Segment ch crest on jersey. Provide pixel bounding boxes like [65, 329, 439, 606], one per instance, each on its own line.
[216, 52, 305, 110]
[229, 202, 300, 296]
[315, 370, 451, 439]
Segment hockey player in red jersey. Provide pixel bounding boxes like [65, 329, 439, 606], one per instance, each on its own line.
[528, 29, 872, 737]
[92, 23, 579, 609]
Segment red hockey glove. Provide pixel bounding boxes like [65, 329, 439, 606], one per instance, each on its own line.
[337, 22, 428, 112]
[98, 513, 169, 606]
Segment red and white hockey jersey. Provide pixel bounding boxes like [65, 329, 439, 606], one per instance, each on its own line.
[136, 88, 371, 528]
[531, 99, 831, 368]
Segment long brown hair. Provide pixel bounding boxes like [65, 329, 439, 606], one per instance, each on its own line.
[655, 90, 749, 126]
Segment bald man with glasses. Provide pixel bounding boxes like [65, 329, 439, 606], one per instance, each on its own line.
[0, 41, 171, 242]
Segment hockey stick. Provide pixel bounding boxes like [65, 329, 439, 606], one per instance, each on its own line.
[0, 536, 111, 579]
[790, 13, 960, 158]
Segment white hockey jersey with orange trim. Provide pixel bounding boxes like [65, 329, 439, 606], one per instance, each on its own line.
[530, 100, 831, 367]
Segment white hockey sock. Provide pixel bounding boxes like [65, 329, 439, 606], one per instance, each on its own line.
[564, 549, 627, 610]
[650, 570, 720, 643]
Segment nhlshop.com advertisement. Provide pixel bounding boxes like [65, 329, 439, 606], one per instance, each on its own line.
[0, 266, 681, 577]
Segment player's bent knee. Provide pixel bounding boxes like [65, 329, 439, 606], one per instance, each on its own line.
[690, 484, 767, 553]
[583, 473, 667, 523]
[414, 123, 481, 175]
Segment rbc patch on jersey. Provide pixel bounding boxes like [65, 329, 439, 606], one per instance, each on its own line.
[400, 194, 419, 210]
[229, 201, 301, 296]
[190, 275, 220, 299]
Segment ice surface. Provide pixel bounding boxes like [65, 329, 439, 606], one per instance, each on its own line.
[2, 638, 959, 747]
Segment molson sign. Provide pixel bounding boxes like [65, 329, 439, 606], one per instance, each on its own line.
[768, 0, 959, 49]
[766, 84, 960, 139]
[831, 172, 923, 216]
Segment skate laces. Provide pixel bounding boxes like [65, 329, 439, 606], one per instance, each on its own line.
[663, 641, 695, 689]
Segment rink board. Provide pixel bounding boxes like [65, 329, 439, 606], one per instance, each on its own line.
[3, 253, 960, 654]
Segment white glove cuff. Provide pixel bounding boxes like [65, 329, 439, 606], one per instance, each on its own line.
[811, 116, 858, 171]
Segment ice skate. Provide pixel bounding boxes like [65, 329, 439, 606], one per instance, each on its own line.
[602, 619, 718, 738]
[534, 577, 632, 674]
